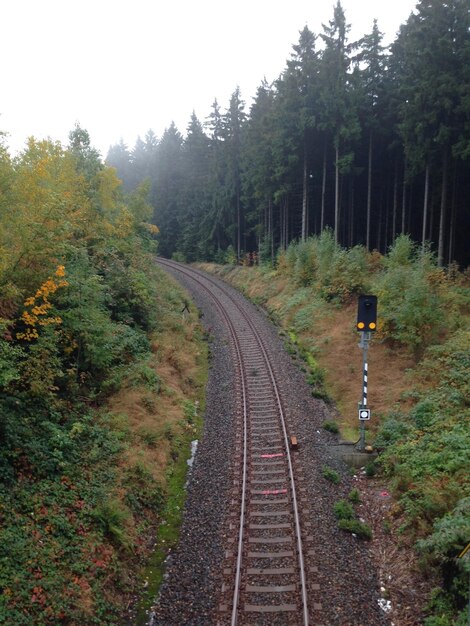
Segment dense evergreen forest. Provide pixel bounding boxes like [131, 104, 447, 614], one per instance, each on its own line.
[107, 0, 470, 268]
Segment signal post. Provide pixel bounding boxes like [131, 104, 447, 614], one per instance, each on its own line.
[356, 295, 377, 452]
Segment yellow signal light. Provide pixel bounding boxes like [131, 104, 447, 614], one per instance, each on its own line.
[369, 322, 376, 330]
[357, 322, 365, 329]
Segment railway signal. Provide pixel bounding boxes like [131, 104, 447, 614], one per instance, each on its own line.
[356, 295, 377, 450]
[357, 295, 377, 332]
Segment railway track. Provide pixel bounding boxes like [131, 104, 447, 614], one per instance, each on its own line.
[157, 259, 314, 626]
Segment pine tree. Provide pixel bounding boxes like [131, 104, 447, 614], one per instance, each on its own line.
[106, 139, 133, 192]
[180, 112, 212, 260]
[152, 123, 183, 258]
[241, 80, 276, 259]
[223, 87, 246, 259]
[287, 26, 320, 240]
[355, 19, 388, 250]
[394, 0, 470, 264]
[320, 1, 360, 244]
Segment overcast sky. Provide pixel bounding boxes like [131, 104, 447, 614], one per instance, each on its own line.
[1, 0, 417, 158]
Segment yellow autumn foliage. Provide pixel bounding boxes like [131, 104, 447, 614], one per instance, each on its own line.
[16, 266, 68, 341]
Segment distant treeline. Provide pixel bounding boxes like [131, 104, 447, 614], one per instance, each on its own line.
[107, 0, 470, 267]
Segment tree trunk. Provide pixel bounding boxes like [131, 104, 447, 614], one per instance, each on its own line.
[428, 189, 434, 241]
[280, 194, 287, 251]
[302, 143, 308, 241]
[285, 194, 289, 248]
[334, 143, 340, 245]
[377, 203, 382, 253]
[448, 163, 457, 265]
[366, 131, 372, 250]
[384, 170, 390, 251]
[349, 175, 354, 247]
[267, 197, 271, 253]
[421, 162, 430, 252]
[392, 155, 398, 242]
[401, 160, 407, 234]
[321, 136, 327, 232]
[237, 187, 241, 261]
[269, 197, 274, 263]
[437, 150, 448, 267]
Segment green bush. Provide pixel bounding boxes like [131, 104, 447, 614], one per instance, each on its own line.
[285, 231, 369, 300]
[348, 488, 361, 504]
[293, 238, 317, 286]
[92, 498, 134, 550]
[373, 236, 448, 355]
[0, 322, 24, 387]
[126, 360, 161, 391]
[322, 465, 341, 484]
[337, 518, 372, 539]
[423, 587, 469, 626]
[124, 463, 165, 514]
[323, 420, 340, 434]
[224, 245, 237, 265]
[417, 498, 470, 618]
[334, 499, 355, 520]
[374, 417, 411, 448]
[365, 460, 377, 477]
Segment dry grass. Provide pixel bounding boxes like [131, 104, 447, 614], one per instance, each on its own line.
[310, 303, 415, 436]
[106, 316, 205, 485]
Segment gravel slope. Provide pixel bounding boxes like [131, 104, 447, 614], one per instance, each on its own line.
[149, 264, 389, 626]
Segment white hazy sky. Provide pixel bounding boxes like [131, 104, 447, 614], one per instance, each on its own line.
[1, 0, 417, 158]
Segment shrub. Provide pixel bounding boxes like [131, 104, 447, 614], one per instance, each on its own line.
[258, 237, 274, 266]
[337, 518, 372, 539]
[171, 250, 186, 263]
[0, 323, 24, 388]
[365, 460, 377, 477]
[323, 420, 339, 434]
[334, 499, 355, 520]
[293, 238, 317, 286]
[224, 245, 237, 265]
[283, 231, 370, 302]
[123, 463, 165, 514]
[373, 236, 448, 355]
[92, 498, 134, 550]
[348, 488, 361, 504]
[126, 360, 161, 391]
[417, 497, 470, 616]
[374, 417, 411, 449]
[322, 465, 341, 484]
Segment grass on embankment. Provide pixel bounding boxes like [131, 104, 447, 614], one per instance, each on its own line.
[106, 269, 208, 624]
[196, 232, 470, 625]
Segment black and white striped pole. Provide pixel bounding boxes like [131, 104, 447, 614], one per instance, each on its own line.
[356, 296, 377, 452]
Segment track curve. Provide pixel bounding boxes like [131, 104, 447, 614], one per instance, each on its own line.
[157, 259, 310, 626]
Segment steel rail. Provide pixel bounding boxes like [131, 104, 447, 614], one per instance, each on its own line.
[157, 259, 309, 626]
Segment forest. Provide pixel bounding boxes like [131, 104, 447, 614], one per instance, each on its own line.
[107, 0, 470, 269]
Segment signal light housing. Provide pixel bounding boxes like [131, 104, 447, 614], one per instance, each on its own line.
[357, 295, 377, 332]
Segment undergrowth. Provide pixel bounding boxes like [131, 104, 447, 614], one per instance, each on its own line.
[0, 257, 207, 623]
